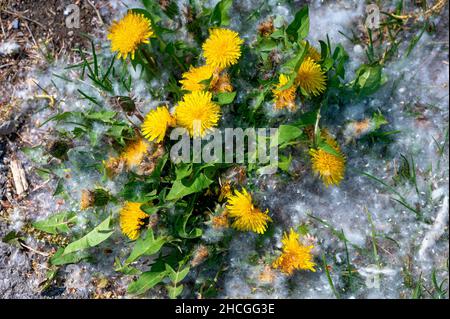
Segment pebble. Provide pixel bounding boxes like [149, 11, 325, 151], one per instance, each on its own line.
[0, 121, 16, 136]
[12, 18, 19, 29]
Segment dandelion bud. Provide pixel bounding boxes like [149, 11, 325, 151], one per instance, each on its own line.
[80, 188, 111, 210]
[47, 139, 73, 160]
[112, 96, 136, 115]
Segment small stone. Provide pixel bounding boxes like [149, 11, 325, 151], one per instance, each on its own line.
[0, 120, 16, 136]
[353, 44, 364, 54]
[0, 41, 20, 57]
[11, 19, 19, 29]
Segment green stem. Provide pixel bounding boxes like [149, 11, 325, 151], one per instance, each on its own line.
[322, 254, 340, 299]
[313, 106, 322, 148]
[139, 47, 158, 78]
[155, 34, 186, 72]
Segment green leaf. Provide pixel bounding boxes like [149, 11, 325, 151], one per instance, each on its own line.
[61, 216, 114, 256]
[258, 38, 278, 52]
[114, 257, 141, 275]
[127, 270, 167, 295]
[50, 247, 90, 266]
[278, 154, 292, 172]
[372, 111, 388, 130]
[84, 111, 117, 123]
[32, 212, 77, 235]
[53, 178, 65, 196]
[297, 224, 309, 236]
[286, 6, 309, 42]
[216, 91, 237, 105]
[276, 125, 302, 148]
[166, 264, 190, 284]
[210, 0, 233, 27]
[166, 173, 213, 201]
[125, 229, 167, 265]
[167, 284, 184, 299]
[270, 29, 285, 40]
[176, 213, 203, 239]
[292, 111, 317, 127]
[175, 163, 193, 180]
[351, 64, 384, 97]
[2, 231, 22, 244]
[121, 181, 156, 202]
[318, 141, 344, 159]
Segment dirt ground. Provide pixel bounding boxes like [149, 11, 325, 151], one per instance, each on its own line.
[0, 0, 107, 110]
[0, 0, 116, 299]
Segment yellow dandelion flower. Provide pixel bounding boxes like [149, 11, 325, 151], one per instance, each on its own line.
[175, 91, 221, 137]
[211, 72, 234, 93]
[203, 28, 244, 70]
[273, 228, 316, 275]
[180, 64, 216, 91]
[107, 12, 154, 60]
[226, 188, 272, 234]
[296, 57, 327, 96]
[309, 134, 346, 187]
[272, 74, 297, 111]
[119, 202, 149, 240]
[120, 138, 150, 169]
[142, 106, 176, 143]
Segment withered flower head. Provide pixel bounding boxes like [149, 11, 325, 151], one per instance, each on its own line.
[211, 72, 234, 93]
[47, 139, 73, 160]
[103, 156, 125, 178]
[259, 265, 276, 284]
[191, 244, 209, 267]
[257, 17, 274, 37]
[80, 188, 111, 210]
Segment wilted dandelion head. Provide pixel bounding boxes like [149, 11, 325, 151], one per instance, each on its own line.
[142, 106, 176, 143]
[180, 65, 216, 92]
[211, 212, 229, 229]
[309, 134, 346, 187]
[175, 91, 221, 137]
[103, 156, 124, 178]
[273, 228, 316, 275]
[226, 188, 272, 234]
[107, 11, 154, 60]
[191, 245, 209, 267]
[211, 72, 234, 93]
[296, 57, 327, 96]
[272, 74, 297, 111]
[202, 28, 243, 70]
[119, 202, 148, 240]
[80, 190, 93, 210]
[219, 181, 232, 202]
[120, 138, 151, 169]
[259, 265, 276, 284]
[257, 17, 274, 37]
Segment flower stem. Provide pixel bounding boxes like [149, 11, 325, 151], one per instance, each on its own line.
[139, 47, 158, 78]
[155, 34, 186, 72]
[313, 105, 322, 148]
